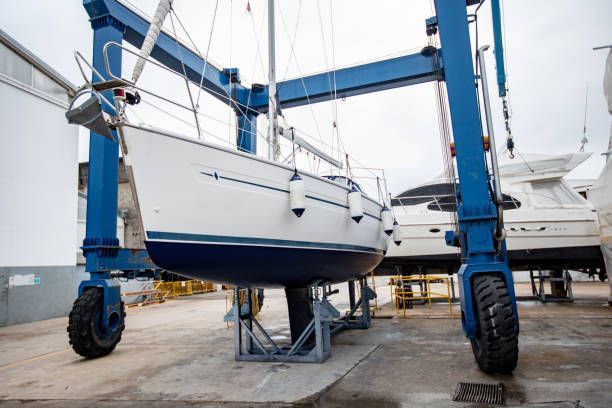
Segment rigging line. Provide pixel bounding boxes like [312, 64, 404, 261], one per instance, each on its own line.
[169, 9, 203, 139]
[280, 0, 302, 81]
[376, 177, 384, 205]
[140, 98, 237, 147]
[194, 76, 268, 143]
[291, 126, 381, 182]
[170, 6, 203, 55]
[248, 2, 269, 85]
[513, 149, 535, 173]
[276, 2, 324, 145]
[194, 0, 220, 109]
[242, 0, 268, 116]
[243, 0, 275, 150]
[432, 33, 458, 229]
[124, 104, 144, 124]
[328, 0, 342, 172]
[124, 41, 267, 146]
[315, 0, 338, 148]
[580, 83, 589, 151]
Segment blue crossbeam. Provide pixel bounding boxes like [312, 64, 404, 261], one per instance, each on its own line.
[83, 0, 245, 105]
[84, 1, 443, 115]
[251, 51, 443, 112]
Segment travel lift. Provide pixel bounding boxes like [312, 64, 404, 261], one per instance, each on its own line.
[71, 0, 518, 373]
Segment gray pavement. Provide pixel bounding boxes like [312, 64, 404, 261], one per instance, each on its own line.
[0, 281, 610, 407]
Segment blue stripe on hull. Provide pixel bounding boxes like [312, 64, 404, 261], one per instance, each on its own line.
[147, 230, 384, 254]
[145, 240, 384, 288]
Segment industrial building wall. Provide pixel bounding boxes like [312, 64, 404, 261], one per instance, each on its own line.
[0, 78, 79, 326]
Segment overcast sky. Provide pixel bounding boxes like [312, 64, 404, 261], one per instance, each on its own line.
[1, 0, 610, 195]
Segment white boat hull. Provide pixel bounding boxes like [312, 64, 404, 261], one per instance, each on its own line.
[388, 209, 602, 257]
[120, 124, 387, 287]
[382, 209, 603, 273]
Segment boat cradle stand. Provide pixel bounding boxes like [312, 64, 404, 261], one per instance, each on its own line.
[529, 268, 574, 303]
[228, 277, 376, 363]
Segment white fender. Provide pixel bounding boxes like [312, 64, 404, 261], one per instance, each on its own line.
[289, 172, 305, 217]
[381, 206, 393, 236]
[348, 186, 364, 223]
[392, 220, 402, 246]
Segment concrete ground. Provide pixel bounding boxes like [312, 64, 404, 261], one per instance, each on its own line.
[0, 280, 610, 407]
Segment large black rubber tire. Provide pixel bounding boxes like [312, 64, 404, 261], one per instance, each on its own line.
[67, 288, 125, 358]
[470, 274, 518, 374]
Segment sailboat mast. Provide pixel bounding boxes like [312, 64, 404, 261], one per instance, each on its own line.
[267, 0, 279, 160]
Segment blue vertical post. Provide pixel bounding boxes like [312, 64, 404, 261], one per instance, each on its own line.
[236, 111, 258, 154]
[83, 17, 123, 277]
[491, 0, 507, 97]
[436, 0, 496, 260]
[434, 0, 517, 337]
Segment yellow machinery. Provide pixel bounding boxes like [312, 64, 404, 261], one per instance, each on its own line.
[155, 280, 215, 298]
[390, 275, 453, 318]
[122, 280, 216, 308]
[224, 288, 263, 327]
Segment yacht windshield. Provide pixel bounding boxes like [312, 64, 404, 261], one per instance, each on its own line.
[392, 183, 454, 206]
[392, 182, 521, 212]
[530, 180, 586, 206]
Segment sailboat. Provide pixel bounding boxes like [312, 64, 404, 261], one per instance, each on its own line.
[67, 0, 393, 289]
[380, 151, 604, 275]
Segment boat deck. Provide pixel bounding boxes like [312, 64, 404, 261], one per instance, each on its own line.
[0, 281, 610, 407]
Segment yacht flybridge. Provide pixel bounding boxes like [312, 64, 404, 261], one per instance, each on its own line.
[66, 0, 396, 288]
[380, 151, 605, 275]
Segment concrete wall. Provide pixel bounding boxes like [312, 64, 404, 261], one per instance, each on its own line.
[0, 74, 79, 326]
[0, 265, 87, 326]
[0, 79, 78, 267]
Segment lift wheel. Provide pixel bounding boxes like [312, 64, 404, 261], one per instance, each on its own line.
[67, 288, 125, 358]
[470, 274, 518, 374]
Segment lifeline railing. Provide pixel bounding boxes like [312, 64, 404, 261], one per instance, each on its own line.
[100, 41, 344, 169]
[389, 274, 453, 318]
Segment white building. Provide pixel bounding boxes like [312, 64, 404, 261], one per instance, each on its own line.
[0, 29, 84, 326]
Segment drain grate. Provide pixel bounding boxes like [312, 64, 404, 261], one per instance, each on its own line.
[452, 382, 504, 405]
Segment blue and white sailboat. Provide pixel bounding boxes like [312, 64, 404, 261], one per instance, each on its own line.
[71, 0, 395, 288]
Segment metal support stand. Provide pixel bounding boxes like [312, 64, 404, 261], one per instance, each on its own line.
[529, 268, 574, 302]
[330, 276, 376, 334]
[232, 284, 336, 363]
[230, 277, 375, 363]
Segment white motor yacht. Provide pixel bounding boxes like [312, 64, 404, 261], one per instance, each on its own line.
[380, 151, 604, 275]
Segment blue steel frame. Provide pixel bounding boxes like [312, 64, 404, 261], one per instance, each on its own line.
[80, 0, 516, 339]
[79, 14, 126, 332]
[434, 0, 517, 337]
